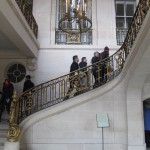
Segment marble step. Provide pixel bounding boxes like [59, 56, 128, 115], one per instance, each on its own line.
[0, 137, 7, 143]
[0, 140, 6, 150]
[0, 126, 8, 132]
[0, 124, 9, 130]
[0, 146, 4, 150]
[0, 132, 7, 138]
[0, 143, 3, 146]
[0, 124, 8, 144]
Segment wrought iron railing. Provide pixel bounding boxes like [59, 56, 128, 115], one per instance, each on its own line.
[116, 28, 128, 45]
[8, 0, 150, 141]
[55, 29, 92, 45]
[15, 0, 38, 38]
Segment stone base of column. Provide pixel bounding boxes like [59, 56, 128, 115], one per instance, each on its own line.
[4, 142, 20, 150]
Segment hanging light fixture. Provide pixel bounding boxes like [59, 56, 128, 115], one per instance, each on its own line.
[59, 0, 92, 34]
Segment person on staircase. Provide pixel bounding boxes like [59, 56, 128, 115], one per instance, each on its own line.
[100, 46, 110, 84]
[64, 55, 79, 100]
[91, 51, 101, 88]
[23, 75, 34, 92]
[79, 57, 88, 92]
[23, 75, 34, 116]
[0, 79, 14, 122]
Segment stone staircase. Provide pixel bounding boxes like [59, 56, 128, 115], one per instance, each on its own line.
[0, 123, 8, 150]
[0, 110, 9, 150]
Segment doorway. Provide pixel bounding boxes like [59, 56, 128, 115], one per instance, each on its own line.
[143, 99, 150, 148]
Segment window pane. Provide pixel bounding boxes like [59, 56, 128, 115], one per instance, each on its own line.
[55, 0, 92, 45]
[116, 4, 124, 16]
[126, 4, 134, 16]
[126, 17, 133, 28]
[116, 17, 125, 28]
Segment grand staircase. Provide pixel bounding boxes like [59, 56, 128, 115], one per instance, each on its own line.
[1, 0, 150, 150]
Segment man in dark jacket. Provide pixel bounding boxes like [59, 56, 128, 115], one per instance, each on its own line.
[23, 75, 34, 117]
[70, 55, 79, 73]
[65, 55, 79, 100]
[23, 75, 34, 92]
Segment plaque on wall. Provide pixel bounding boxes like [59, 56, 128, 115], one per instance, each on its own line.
[96, 113, 109, 128]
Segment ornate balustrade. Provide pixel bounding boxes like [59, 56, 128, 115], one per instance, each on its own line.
[15, 0, 38, 38]
[55, 29, 92, 45]
[7, 0, 150, 142]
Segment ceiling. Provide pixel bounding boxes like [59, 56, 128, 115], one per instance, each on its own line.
[0, 30, 18, 50]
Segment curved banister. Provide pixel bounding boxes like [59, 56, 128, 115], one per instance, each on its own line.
[7, 0, 150, 142]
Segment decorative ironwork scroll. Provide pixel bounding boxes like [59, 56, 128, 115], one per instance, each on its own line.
[7, 91, 20, 142]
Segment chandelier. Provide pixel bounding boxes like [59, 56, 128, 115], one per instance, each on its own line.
[59, 0, 92, 34]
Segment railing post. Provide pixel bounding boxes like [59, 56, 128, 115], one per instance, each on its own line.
[87, 67, 92, 89]
[7, 91, 20, 142]
[4, 91, 20, 150]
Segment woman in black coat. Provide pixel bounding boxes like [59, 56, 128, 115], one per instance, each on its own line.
[91, 51, 101, 86]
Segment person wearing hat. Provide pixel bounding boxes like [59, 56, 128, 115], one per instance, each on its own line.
[101, 46, 109, 60]
[23, 75, 34, 92]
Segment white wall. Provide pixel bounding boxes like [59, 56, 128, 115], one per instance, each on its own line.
[0, 49, 36, 96]
[20, 78, 128, 150]
[31, 0, 119, 85]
